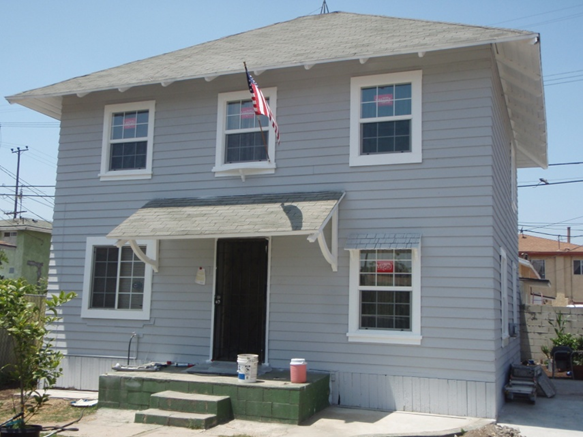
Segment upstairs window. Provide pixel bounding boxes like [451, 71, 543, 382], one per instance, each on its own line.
[225, 99, 269, 163]
[214, 89, 277, 178]
[350, 71, 422, 167]
[100, 101, 155, 181]
[531, 259, 546, 279]
[2, 231, 17, 245]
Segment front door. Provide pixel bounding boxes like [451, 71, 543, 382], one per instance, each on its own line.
[213, 238, 268, 362]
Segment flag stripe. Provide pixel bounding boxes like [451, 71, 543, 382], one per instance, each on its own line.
[246, 71, 280, 144]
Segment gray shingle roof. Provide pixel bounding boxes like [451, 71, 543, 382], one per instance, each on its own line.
[107, 191, 344, 240]
[7, 12, 534, 103]
[345, 233, 422, 250]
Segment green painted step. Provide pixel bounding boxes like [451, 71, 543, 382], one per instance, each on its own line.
[135, 408, 217, 429]
[149, 390, 232, 422]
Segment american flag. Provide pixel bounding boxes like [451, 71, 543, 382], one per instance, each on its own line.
[246, 69, 280, 144]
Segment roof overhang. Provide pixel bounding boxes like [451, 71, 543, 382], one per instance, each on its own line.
[108, 191, 345, 272]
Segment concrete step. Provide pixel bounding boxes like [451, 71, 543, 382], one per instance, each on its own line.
[149, 390, 232, 422]
[135, 408, 218, 429]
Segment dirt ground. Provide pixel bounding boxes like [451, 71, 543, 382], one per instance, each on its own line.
[458, 424, 524, 437]
[0, 386, 93, 427]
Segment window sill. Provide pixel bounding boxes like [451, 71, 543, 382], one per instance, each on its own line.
[99, 170, 153, 181]
[347, 330, 422, 345]
[81, 308, 150, 320]
[212, 162, 276, 178]
[349, 151, 422, 167]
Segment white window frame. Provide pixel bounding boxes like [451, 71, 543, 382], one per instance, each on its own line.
[213, 88, 277, 178]
[512, 260, 518, 329]
[81, 237, 155, 320]
[347, 246, 422, 345]
[500, 247, 509, 341]
[350, 71, 422, 167]
[99, 101, 155, 181]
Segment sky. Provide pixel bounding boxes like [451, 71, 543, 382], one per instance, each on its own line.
[1, 0, 583, 244]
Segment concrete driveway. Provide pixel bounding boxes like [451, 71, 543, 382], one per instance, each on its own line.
[498, 378, 583, 437]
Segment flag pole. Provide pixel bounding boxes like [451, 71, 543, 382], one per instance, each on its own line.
[244, 62, 270, 163]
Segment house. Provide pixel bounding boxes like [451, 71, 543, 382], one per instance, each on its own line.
[6, 12, 547, 419]
[519, 233, 583, 306]
[518, 257, 552, 305]
[0, 219, 52, 285]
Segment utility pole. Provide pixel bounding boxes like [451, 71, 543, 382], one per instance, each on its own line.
[10, 146, 28, 219]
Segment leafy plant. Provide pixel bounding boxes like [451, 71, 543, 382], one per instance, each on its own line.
[548, 312, 577, 349]
[0, 278, 75, 428]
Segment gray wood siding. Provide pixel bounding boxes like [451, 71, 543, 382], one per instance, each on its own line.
[50, 45, 514, 417]
[489, 55, 522, 410]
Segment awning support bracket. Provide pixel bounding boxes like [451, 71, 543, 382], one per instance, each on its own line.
[116, 239, 159, 272]
[307, 193, 344, 272]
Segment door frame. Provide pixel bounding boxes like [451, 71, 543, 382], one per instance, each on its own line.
[208, 236, 272, 365]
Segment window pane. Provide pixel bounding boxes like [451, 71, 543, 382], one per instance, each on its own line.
[225, 132, 267, 163]
[359, 290, 411, 331]
[395, 83, 411, 99]
[575, 260, 582, 275]
[361, 121, 410, 155]
[361, 87, 377, 103]
[110, 141, 148, 170]
[360, 274, 376, 286]
[395, 99, 411, 116]
[361, 102, 376, 119]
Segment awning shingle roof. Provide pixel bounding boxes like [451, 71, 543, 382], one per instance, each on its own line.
[107, 191, 344, 241]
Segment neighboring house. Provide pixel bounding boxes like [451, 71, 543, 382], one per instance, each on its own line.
[519, 233, 583, 306]
[0, 219, 52, 285]
[6, 12, 547, 419]
[518, 257, 552, 305]
[0, 240, 16, 279]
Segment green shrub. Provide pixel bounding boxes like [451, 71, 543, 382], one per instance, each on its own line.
[0, 278, 75, 427]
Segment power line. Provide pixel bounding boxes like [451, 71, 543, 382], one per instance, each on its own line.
[518, 179, 583, 188]
[489, 5, 583, 26]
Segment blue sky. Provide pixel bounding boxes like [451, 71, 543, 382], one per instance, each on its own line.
[1, 0, 583, 243]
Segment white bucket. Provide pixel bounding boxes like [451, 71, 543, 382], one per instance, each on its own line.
[237, 354, 259, 383]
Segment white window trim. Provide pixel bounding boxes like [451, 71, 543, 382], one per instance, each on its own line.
[512, 260, 518, 332]
[500, 247, 509, 342]
[81, 237, 155, 320]
[350, 71, 422, 167]
[99, 101, 155, 181]
[213, 88, 277, 178]
[347, 247, 422, 345]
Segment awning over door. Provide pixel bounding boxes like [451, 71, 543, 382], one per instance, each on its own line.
[108, 191, 345, 272]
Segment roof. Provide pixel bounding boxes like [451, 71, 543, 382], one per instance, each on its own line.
[6, 11, 547, 168]
[519, 234, 583, 254]
[107, 191, 344, 241]
[0, 218, 52, 234]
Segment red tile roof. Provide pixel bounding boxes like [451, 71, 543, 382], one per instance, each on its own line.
[518, 234, 583, 254]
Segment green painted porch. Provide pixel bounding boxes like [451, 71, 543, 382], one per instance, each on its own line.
[98, 367, 330, 427]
